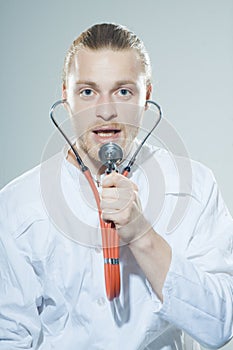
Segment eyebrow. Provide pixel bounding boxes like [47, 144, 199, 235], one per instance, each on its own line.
[75, 80, 98, 87]
[75, 80, 137, 87]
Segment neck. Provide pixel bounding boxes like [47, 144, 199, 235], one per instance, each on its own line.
[66, 140, 137, 178]
[66, 147, 106, 180]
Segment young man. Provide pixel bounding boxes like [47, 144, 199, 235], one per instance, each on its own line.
[0, 23, 232, 349]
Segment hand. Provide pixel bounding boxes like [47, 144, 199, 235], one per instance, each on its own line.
[101, 172, 150, 244]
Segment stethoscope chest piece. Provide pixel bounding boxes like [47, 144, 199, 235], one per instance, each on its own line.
[98, 142, 123, 173]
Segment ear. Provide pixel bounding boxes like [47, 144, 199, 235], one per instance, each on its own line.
[62, 83, 72, 113]
[145, 84, 152, 110]
[62, 83, 67, 100]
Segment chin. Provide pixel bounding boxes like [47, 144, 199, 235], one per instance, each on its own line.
[78, 132, 137, 163]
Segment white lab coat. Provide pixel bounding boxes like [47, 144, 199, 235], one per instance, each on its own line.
[0, 144, 232, 349]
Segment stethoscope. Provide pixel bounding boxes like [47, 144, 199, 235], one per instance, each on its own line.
[50, 99, 162, 300]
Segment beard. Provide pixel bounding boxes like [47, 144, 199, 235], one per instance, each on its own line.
[76, 123, 139, 164]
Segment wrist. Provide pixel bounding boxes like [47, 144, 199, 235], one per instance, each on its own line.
[128, 225, 155, 251]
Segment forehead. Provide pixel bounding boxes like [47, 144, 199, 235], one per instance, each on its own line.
[68, 48, 145, 82]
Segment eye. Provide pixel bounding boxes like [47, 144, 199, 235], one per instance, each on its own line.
[80, 89, 94, 97]
[118, 89, 131, 96]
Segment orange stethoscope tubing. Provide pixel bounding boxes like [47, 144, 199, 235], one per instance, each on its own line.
[84, 169, 121, 300]
[49, 100, 162, 300]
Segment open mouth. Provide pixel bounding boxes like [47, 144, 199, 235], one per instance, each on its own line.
[92, 128, 121, 138]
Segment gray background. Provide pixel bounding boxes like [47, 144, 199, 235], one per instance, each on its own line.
[1, 0, 232, 218]
[1, 0, 233, 217]
[0, 1, 233, 349]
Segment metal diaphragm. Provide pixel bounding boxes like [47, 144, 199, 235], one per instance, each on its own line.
[98, 142, 123, 171]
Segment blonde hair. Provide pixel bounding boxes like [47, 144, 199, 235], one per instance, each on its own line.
[62, 23, 152, 86]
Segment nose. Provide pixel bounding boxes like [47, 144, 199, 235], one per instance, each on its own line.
[95, 98, 117, 121]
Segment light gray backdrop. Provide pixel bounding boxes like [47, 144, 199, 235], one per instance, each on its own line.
[0, 1, 233, 348]
[1, 0, 232, 216]
[1, 0, 232, 217]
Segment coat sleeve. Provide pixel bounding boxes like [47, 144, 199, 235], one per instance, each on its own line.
[0, 220, 43, 349]
[157, 171, 233, 349]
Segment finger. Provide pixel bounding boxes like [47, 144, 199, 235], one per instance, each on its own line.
[102, 172, 138, 191]
[102, 208, 130, 226]
[101, 187, 120, 200]
[101, 194, 134, 210]
[101, 193, 135, 215]
[101, 187, 132, 200]
[102, 203, 142, 227]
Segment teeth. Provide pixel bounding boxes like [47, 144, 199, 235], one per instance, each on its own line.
[97, 132, 115, 137]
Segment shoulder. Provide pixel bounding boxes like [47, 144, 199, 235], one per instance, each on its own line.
[0, 164, 47, 237]
[1, 163, 42, 204]
[139, 143, 216, 203]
